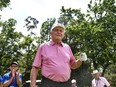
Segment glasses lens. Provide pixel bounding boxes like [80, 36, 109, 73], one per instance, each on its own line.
[11, 66, 17, 67]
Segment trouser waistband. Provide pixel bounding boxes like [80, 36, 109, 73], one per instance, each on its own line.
[41, 76, 71, 87]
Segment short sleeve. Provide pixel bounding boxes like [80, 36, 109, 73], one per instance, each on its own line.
[102, 77, 110, 86]
[3, 74, 9, 83]
[68, 45, 76, 65]
[32, 44, 43, 68]
[0, 76, 3, 82]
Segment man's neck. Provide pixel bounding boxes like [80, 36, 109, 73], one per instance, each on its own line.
[52, 40, 62, 45]
[95, 77, 100, 80]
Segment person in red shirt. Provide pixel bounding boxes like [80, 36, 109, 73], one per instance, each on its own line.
[30, 23, 87, 87]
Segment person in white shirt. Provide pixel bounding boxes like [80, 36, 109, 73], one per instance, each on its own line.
[71, 79, 77, 87]
[92, 70, 110, 87]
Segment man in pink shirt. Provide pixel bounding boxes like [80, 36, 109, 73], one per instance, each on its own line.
[92, 70, 110, 87]
[30, 23, 87, 87]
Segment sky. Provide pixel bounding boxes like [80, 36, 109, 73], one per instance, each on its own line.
[0, 0, 90, 35]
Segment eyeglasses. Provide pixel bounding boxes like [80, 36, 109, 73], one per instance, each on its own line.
[53, 29, 64, 33]
[11, 66, 18, 67]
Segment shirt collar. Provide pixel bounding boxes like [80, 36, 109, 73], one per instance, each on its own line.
[49, 40, 64, 47]
[95, 77, 101, 80]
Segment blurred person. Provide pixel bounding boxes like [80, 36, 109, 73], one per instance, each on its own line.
[71, 79, 77, 87]
[0, 75, 3, 87]
[30, 23, 87, 87]
[92, 70, 110, 87]
[3, 62, 22, 87]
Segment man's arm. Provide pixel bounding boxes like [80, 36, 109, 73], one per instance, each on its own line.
[71, 53, 87, 69]
[0, 82, 3, 87]
[71, 59, 82, 69]
[16, 73, 22, 87]
[30, 66, 39, 87]
[3, 76, 14, 87]
[103, 77, 111, 87]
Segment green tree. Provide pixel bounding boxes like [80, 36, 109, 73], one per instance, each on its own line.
[40, 18, 55, 43]
[0, 0, 10, 10]
[0, 0, 115, 86]
[59, 7, 92, 87]
[106, 64, 116, 87]
[20, 16, 40, 82]
[87, 0, 116, 74]
[39, 0, 116, 86]
[0, 19, 24, 74]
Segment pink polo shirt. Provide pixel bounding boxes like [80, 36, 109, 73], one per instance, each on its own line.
[92, 77, 110, 87]
[32, 40, 76, 82]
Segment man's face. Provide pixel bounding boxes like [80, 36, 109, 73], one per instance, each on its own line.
[50, 27, 65, 42]
[72, 83, 76, 86]
[10, 64, 18, 72]
[93, 73, 100, 79]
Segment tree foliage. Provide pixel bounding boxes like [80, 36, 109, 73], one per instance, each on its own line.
[0, 19, 24, 74]
[40, 18, 55, 43]
[87, 0, 116, 74]
[0, 0, 116, 86]
[40, 0, 116, 86]
[0, 0, 10, 10]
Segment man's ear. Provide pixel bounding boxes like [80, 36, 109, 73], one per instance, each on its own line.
[50, 31, 52, 35]
[16, 67, 19, 71]
[9, 66, 11, 69]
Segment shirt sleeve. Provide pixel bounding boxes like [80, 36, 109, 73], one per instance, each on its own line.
[102, 77, 110, 86]
[0, 76, 3, 83]
[32, 44, 43, 68]
[92, 79, 96, 87]
[3, 74, 9, 83]
[68, 45, 76, 65]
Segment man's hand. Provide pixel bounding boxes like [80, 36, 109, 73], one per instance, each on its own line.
[80, 52, 87, 61]
[11, 69, 15, 77]
[16, 69, 20, 76]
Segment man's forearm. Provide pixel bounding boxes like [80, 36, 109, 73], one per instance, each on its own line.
[16, 75, 22, 86]
[0, 82, 3, 87]
[30, 67, 39, 87]
[71, 59, 82, 69]
[3, 77, 13, 87]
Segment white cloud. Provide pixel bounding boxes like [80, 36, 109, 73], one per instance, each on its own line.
[0, 0, 89, 35]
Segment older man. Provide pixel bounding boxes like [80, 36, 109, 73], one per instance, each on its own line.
[92, 70, 110, 87]
[30, 23, 87, 87]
